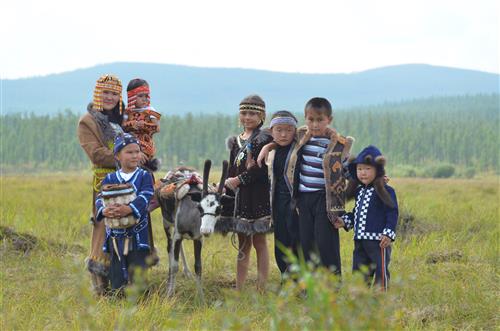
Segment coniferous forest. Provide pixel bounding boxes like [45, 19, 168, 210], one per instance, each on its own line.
[1, 94, 498, 175]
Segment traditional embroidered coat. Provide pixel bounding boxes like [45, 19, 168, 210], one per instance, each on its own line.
[286, 126, 354, 215]
[95, 168, 155, 253]
[122, 107, 161, 159]
[342, 184, 399, 241]
[221, 130, 273, 234]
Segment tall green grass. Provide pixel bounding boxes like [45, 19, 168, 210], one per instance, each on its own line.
[1, 175, 498, 329]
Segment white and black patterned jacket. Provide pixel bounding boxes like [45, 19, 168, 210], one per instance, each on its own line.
[342, 184, 398, 241]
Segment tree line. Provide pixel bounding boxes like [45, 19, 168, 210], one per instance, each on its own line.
[1, 94, 498, 173]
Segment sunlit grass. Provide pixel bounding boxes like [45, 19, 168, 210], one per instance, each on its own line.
[1, 175, 498, 329]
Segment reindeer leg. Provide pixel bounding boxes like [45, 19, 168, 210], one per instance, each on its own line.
[193, 238, 205, 305]
[180, 243, 193, 279]
[167, 235, 182, 297]
[194, 239, 202, 278]
[164, 223, 172, 257]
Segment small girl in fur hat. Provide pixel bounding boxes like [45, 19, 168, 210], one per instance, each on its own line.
[122, 78, 161, 172]
[333, 145, 398, 290]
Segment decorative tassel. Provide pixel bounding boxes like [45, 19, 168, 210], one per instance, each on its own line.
[123, 237, 130, 256]
[112, 237, 121, 261]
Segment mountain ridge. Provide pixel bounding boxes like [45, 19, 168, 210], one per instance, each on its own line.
[3, 62, 499, 115]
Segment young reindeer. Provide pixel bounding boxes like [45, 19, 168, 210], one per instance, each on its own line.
[199, 160, 233, 236]
[159, 160, 227, 297]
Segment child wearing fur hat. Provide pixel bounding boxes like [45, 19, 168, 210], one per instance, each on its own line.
[122, 78, 161, 172]
[95, 133, 155, 293]
[223, 94, 273, 291]
[333, 145, 398, 290]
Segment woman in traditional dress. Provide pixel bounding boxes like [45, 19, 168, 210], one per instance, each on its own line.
[77, 74, 125, 295]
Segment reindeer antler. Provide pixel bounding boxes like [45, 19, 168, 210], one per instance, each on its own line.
[218, 160, 228, 195]
[202, 159, 211, 197]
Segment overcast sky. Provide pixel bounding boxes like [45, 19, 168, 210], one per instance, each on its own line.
[1, 0, 498, 79]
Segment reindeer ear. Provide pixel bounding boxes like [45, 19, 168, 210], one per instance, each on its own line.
[364, 155, 373, 163]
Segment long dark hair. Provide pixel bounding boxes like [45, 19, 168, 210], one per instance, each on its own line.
[103, 101, 124, 125]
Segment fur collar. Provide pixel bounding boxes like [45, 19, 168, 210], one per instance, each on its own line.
[87, 103, 122, 144]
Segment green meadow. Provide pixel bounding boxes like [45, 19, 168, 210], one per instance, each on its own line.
[1, 173, 498, 330]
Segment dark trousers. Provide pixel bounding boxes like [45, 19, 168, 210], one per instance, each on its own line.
[297, 191, 341, 275]
[353, 240, 391, 288]
[273, 192, 299, 274]
[109, 249, 149, 290]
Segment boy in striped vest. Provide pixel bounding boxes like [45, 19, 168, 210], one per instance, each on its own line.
[289, 98, 354, 275]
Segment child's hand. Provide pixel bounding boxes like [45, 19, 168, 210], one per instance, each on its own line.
[103, 205, 120, 218]
[257, 146, 270, 167]
[225, 177, 241, 191]
[102, 207, 115, 218]
[380, 235, 392, 248]
[384, 175, 390, 184]
[330, 216, 345, 229]
[113, 204, 133, 218]
[134, 120, 145, 130]
[257, 142, 276, 167]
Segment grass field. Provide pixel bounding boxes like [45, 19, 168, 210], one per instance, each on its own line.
[1, 173, 498, 330]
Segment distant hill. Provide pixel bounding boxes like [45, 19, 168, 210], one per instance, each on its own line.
[2, 62, 499, 115]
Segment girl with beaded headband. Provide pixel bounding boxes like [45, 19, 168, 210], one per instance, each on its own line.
[222, 94, 273, 291]
[77, 74, 125, 295]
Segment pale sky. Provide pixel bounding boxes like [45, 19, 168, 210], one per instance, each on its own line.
[1, 0, 498, 79]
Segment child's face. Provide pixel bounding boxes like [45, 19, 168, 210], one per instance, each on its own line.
[102, 90, 120, 111]
[116, 143, 141, 172]
[135, 92, 149, 108]
[305, 108, 332, 137]
[239, 110, 261, 131]
[356, 163, 377, 186]
[271, 123, 295, 146]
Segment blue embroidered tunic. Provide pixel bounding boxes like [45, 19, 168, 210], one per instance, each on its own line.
[95, 168, 154, 253]
[342, 184, 399, 241]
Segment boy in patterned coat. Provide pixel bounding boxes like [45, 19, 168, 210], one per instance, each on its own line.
[95, 133, 155, 292]
[334, 145, 398, 289]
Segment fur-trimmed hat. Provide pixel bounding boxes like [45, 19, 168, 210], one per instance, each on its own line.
[348, 145, 386, 181]
[113, 133, 140, 155]
[346, 145, 394, 208]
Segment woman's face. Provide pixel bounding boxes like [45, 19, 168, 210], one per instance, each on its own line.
[102, 90, 120, 111]
[239, 110, 261, 130]
[271, 123, 295, 146]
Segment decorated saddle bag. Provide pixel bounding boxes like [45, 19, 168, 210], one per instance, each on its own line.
[101, 183, 137, 229]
